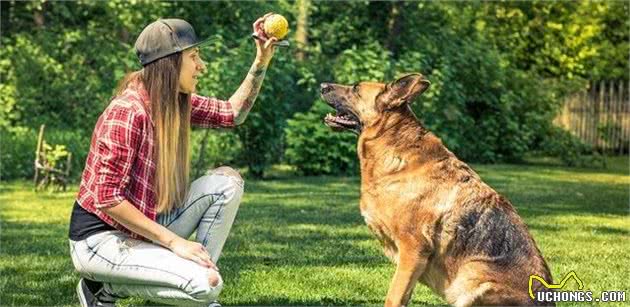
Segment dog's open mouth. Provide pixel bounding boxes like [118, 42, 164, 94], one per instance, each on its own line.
[324, 105, 361, 132]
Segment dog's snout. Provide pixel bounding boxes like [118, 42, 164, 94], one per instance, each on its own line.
[321, 83, 334, 95]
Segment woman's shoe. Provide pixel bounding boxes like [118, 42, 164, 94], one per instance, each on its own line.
[208, 300, 222, 307]
[76, 278, 116, 307]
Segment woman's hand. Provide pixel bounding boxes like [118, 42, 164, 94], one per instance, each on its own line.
[252, 13, 278, 65]
[168, 236, 218, 270]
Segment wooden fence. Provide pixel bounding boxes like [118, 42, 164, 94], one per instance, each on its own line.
[554, 80, 630, 154]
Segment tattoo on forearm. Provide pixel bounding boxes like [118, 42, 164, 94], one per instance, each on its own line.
[239, 98, 253, 113]
[231, 63, 269, 124]
[248, 68, 266, 77]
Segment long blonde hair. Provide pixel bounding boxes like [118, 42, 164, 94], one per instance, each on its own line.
[116, 53, 191, 214]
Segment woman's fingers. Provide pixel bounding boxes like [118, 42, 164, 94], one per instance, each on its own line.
[190, 252, 211, 268]
[192, 255, 206, 267]
[265, 37, 279, 49]
[253, 13, 275, 40]
[194, 246, 218, 270]
[255, 12, 273, 29]
[170, 239, 217, 270]
[198, 252, 218, 270]
[253, 18, 264, 33]
[253, 16, 267, 38]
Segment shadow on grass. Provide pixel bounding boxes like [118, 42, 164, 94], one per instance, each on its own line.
[0, 221, 69, 256]
[587, 226, 630, 236]
[247, 175, 628, 219]
[519, 156, 628, 176]
[222, 229, 383, 269]
[502, 179, 628, 218]
[525, 223, 569, 232]
[225, 174, 629, 272]
[1, 167, 627, 306]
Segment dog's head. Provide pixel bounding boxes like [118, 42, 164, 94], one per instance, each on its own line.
[321, 73, 430, 134]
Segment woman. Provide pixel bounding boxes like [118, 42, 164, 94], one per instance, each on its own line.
[68, 15, 279, 307]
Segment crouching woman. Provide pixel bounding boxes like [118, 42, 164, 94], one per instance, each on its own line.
[68, 15, 278, 307]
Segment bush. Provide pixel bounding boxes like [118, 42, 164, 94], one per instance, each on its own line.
[285, 101, 359, 176]
[0, 127, 89, 181]
[284, 22, 567, 174]
[190, 129, 242, 178]
[0, 126, 243, 182]
[284, 42, 392, 176]
[534, 126, 601, 167]
[3, 2, 625, 179]
[234, 45, 297, 178]
[395, 31, 563, 163]
[0, 127, 37, 180]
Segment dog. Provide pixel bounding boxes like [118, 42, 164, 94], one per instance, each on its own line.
[320, 74, 554, 307]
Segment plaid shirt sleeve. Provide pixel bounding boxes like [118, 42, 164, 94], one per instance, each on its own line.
[191, 94, 235, 128]
[93, 104, 142, 208]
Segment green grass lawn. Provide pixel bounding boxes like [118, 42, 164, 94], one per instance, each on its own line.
[1, 157, 628, 306]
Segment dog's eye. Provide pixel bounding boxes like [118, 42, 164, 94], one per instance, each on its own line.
[352, 84, 359, 93]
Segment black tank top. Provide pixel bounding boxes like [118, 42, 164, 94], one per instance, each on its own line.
[68, 201, 115, 241]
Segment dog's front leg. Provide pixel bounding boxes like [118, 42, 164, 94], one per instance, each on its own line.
[384, 241, 429, 307]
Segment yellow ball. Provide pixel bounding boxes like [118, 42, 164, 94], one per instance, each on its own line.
[263, 14, 289, 40]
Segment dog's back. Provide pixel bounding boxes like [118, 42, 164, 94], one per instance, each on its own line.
[437, 178, 553, 305]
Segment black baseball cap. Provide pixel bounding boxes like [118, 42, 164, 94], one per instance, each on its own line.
[134, 19, 214, 66]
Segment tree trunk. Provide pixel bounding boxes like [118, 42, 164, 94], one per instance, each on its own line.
[33, 1, 45, 28]
[34, 124, 46, 185]
[295, 0, 310, 61]
[385, 2, 402, 57]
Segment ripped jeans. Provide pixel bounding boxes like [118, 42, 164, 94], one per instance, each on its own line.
[68, 168, 244, 306]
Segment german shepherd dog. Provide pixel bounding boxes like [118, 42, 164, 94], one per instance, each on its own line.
[320, 74, 554, 307]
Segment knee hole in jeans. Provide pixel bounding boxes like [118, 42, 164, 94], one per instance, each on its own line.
[189, 270, 223, 302]
[208, 166, 243, 185]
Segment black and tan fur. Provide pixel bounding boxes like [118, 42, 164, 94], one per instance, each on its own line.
[321, 74, 554, 307]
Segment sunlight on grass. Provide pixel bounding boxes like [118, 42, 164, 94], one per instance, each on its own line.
[1, 157, 628, 306]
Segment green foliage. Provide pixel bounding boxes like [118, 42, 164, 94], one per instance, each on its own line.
[235, 49, 296, 178]
[475, 1, 621, 80]
[285, 102, 358, 176]
[284, 42, 391, 175]
[190, 129, 242, 178]
[533, 126, 603, 167]
[285, 3, 587, 171]
[0, 127, 89, 180]
[0, 127, 37, 180]
[334, 42, 393, 82]
[0, 1, 168, 132]
[42, 142, 70, 170]
[587, 1, 630, 80]
[1, 1, 626, 179]
[393, 2, 592, 163]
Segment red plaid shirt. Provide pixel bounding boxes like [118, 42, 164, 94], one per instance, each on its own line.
[76, 81, 234, 238]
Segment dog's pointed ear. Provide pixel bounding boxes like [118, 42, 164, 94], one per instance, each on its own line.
[383, 73, 431, 108]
